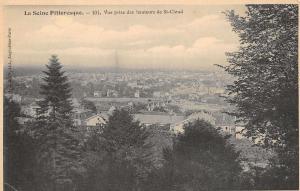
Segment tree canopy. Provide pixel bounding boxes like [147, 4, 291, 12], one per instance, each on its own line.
[81, 99, 97, 113]
[145, 120, 242, 191]
[4, 97, 37, 191]
[82, 109, 153, 191]
[223, 5, 298, 189]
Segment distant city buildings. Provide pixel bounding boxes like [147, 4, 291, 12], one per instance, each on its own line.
[134, 90, 140, 98]
[7, 70, 246, 139]
[93, 91, 102, 97]
[135, 112, 185, 129]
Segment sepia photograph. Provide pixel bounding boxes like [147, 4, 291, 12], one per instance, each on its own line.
[2, 2, 299, 191]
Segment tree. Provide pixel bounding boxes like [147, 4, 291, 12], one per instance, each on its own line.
[4, 97, 37, 191]
[144, 120, 243, 191]
[82, 109, 153, 191]
[81, 99, 97, 113]
[86, 82, 95, 97]
[35, 55, 83, 191]
[222, 5, 298, 189]
[38, 55, 73, 126]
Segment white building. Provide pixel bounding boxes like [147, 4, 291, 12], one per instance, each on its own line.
[108, 106, 116, 115]
[134, 90, 140, 98]
[171, 111, 216, 134]
[135, 113, 185, 130]
[84, 114, 107, 131]
[94, 91, 102, 97]
[85, 114, 106, 126]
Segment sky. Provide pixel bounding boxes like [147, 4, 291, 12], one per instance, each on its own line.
[4, 5, 246, 71]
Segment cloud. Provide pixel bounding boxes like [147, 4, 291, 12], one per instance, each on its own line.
[14, 13, 238, 70]
[184, 14, 222, 29]
[119, 36, 237, 70]
[23, 16, 183, 49]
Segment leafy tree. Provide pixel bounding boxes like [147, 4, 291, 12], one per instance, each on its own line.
[81, 99, 97, 113]
[222, 5, 298, 189]
[35, 55, 83, 191]
[153, 106, 167, 112]
[4, 97, 37, 191]
[144, 120, 242, 191]
[82, 109, 153, 191]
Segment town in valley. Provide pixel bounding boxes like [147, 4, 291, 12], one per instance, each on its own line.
[5, 64, 271, 169]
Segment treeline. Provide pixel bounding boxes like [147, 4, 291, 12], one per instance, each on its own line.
[5, 91, 296, 191]
[3, 97, 246, 191]
[4, 56, 245, 190]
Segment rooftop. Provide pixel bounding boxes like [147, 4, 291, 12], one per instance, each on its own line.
[134, 113, 185, 125]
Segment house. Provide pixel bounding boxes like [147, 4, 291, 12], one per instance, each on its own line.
[146, 101, 167, 111]
[73, 108, 94, 126]
[213, 112, 246, 139]
[134, 90, 140, 98]
[108, 106, 116, 115]
[170, 111, 246, 137]
[22, 102, 40, 117]
[84, 114, 107, 130]
[171, 111, 216, 134]
[106, 89, 112, 97]
[218, 125, 236, 135]
[106, 89, 119, 97]
[128, 81, 138, 88]
[187, 111, 216, 125]
[112, 91, 119, 97]
[94, 91, 102, 97]
[120, 102, 134, 112]
[134, 113, 185, 130]
[216, 125, 246, 140]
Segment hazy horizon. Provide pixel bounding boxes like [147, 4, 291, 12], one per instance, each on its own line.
[5, 64, 227, 78]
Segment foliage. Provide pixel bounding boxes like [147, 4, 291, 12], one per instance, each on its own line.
[144, 120, 243, 191]
[34, 55, 83, 191]
[132, 103, 147, 113]
[38, 55, 73, 126]
[152, 106, 167, 112]
[4, 97, 37, 191]
[81, 99, 97, 113]
[81, 109, 154, 191]
[222, 5, 298, 188]
[146, 125, 174, 167]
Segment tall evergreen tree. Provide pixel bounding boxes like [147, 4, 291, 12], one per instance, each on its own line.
[222, 5, 298, 189]
[35, 55, 82, 191]
[38, 55, 73, 126]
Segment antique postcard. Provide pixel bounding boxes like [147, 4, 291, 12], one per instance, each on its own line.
[2, 1, 299, 190]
